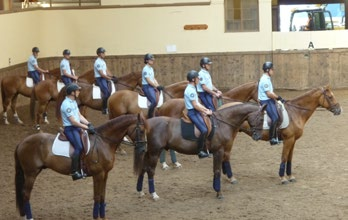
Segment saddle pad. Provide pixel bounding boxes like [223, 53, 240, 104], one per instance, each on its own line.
[57, 81, 65, 92]
[25, 77, 34, 87]
[52, 132, 91, 158]
[180, 119, 198, 141]
[92, 82, 116, 99]
[138, 91, 163, 108]
[263, 102, 289, 129]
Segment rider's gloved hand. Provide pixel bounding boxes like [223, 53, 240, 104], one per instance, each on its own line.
[156, 85, 164, 91]
[87, 123, 96, 134]
[277, 95, 286, 103]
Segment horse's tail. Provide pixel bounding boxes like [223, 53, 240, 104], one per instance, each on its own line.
[55, 85, 67, 122]
[1, 79, 6, 108]
[15, 145, 25, 216]
[30, 88, 37, 121]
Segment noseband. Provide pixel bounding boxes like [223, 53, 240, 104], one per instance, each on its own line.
[321, 87, 339, 112]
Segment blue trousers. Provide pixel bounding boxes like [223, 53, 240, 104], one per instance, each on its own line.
[28, 70, 41, 85]
[64, 126, 83, 156]
[187, 109, 207, 135]
[260, 99, 279, 123]
[199, 92, 215, 111]
[61, 75, 73, 85]
[142, 84, 157, 110]
[96, 77, 111, 99]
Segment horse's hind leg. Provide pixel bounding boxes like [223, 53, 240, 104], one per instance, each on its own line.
[11, 94, 24, 124]
[22, 174, 38, 220]
[2, 95, 11, 125]
[213, 150, 224, 199]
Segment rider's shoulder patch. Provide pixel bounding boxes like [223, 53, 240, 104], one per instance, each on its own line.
[66, 108, 71, 113]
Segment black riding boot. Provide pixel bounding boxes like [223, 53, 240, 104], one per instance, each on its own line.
[147, 106, 155, 119]
[269, 121, 280, 146]
[197, 134, 209, 159]
[102, 98, 108, 115]
[71, 154, 83, 181]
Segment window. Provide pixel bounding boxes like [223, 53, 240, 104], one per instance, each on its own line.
[12, 0, 100, 10]
[225, 0, 259, 32]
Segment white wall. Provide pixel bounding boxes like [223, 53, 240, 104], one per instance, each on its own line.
[0, 0, 347, 69]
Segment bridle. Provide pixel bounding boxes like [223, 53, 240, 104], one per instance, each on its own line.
[320, 87, 340, 113]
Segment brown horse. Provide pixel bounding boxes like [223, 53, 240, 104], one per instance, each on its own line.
[1, 68, 60, 125]
[108, 80, 188, 119]
[231, 86, 341, 184]
[15, 114, 147, 220]
[157, 81, 259, 118]
[31, 71, 143, 129]
[134, 102, 266, 199]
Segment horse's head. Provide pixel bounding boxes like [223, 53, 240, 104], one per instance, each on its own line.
[246, 103, 267, 141]
[320, 86, 341, 115]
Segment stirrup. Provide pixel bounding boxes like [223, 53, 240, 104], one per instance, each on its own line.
[71, 171, 83, 181]
[198, 151, 209, 159]
[270, 138, 280, 146]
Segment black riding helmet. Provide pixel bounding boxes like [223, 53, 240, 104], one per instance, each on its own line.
[63, 49, 71, 55]
[200, 57, 212, 67]
[187, 70, 199, 82]
[144, 53, 155, 64]
[32, 47, 40, 53]
[262, 61, 273, 72]
[66, 83, 81, 95]
[96, 47, 106, 55]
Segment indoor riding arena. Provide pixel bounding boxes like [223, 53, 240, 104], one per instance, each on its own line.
[0, 0, 347, 219]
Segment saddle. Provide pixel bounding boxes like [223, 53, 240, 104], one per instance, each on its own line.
[180, 109, 214, 141]
[137, 88, 163, 109]
[58, 128, 89, 155]
[263, 101, 287, 129]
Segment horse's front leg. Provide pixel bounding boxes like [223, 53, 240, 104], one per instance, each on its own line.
[11, 94, 24, 124]
[145, 152, 160, 201]
[222, 149, 237, 184]
[213, 149, 224, 199]
[279, 140, 295, 184]
[92, 173, 108, 220]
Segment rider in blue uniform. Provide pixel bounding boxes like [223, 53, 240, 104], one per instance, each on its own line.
[60, 49, 78, 85]
[142, 53, 162, 118]
[94, 47, 113, 114]
[197, 57, 222, 111]
[258, 61, 285, 145]
[27, 47, 48, 84]
[184, 70, 212, 159]
[60, 83, 96, 180]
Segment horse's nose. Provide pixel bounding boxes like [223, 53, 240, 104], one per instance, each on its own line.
[333, 106, 342, 115]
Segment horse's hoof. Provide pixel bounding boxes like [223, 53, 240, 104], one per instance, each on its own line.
[151, 192, 160, 201]
[34, 125, 41, 131]
[289, 176, 296, 182]
[216, 193, 224, 199]
[229, 177, 238, 184]
[138, 191, 145, 198]
[281, 179, 289, 185]
[4, 120, 9, 125]
[17, 119, 24, 124]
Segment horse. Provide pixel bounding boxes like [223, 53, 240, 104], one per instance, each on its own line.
[233, 86, 341, 184]
[108, 80, 188, 119]
[134, 102, 267, 199]
[31, 71, 143, 129]
[1, 68, 61, 125]
[15, 113, 147, 220]
[157, 81, 259, 118]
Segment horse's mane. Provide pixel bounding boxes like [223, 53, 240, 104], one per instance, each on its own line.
[217, 101, 259, 114]
[97, 114, 137, 132]
[166, 81, 187, 88]
[118, 71, 141, 80]
[289, 87, 321, 103]
[224, 81, 257, 93]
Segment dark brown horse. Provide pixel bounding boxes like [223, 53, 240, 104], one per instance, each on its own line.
[31, 71, 143, 129]
[15, 114, 147, 220]
[108, 80, 188, 119]
[134, 102, 266, 199]
[1, 68, 61, 125]
[232, 86, 341, 184]
[157, 81, 259, 118]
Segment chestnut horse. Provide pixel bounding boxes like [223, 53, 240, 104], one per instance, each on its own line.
[233, 86, 341, 184]
[15, 114, 147, 220]
[134, 102, 266, 199]
[108, 80, 188, 119]
[1, 68, 61, 125]
[31, 71, 142, 129]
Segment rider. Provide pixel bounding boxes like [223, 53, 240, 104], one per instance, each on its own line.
[142, 53, 162, 118]
[197, 57, 222, 111]
[258, 61, 285, 145]
[184, 70, 212, 159]
[60, 83, 96, 181]
[94, 47, 113, 114]
[60, 49, 78, 85]
[27, 47, 49, 85]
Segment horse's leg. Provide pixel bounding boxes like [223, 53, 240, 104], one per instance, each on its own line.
[286, 146, 296, 182]
[222, 137, 238, 184]
[92, 173, 108, 220]
[2, 95, 11, 125]
[279, 140, 295, 184]
[22, 174, 38, 220]
[145, 152, 160, 200]
[43, 101, 50, 124]
[11, 94, 24, 124]
[136, 169, 146, 197]
[213, 149, 224, 199]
